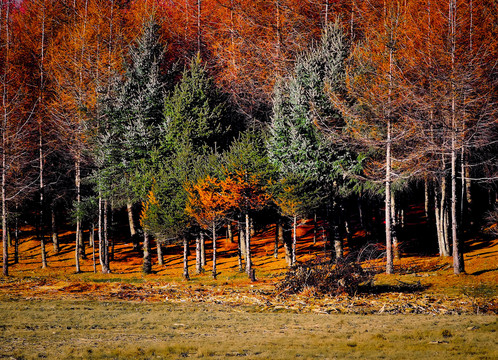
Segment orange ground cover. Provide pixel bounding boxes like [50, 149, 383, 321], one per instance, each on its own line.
[1, 220, 497, 314]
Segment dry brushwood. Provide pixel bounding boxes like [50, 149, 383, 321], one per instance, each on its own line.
[277, 257, 373, 296]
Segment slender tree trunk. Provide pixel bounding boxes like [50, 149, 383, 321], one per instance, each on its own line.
[274, 219, 279, 259]
[75, 159, 81, 273]
[39, 143, 47, 269]
[99, 195, 110, 274]
[449, 0, 464, 275]
[292, 215, 297, 266]
[103, 200, 110, 271]
[91, 224, 96, 273]
[212, 222, 217, 279]
[451, 133, 464, 273]
[385, 119, 393, 274]
[196, 234, 202, 274]
[391, 191, 400, 260]
[40, 223, 47, 269]
[183, 237, 190, 280]
[237, 223, 243, 272]
[239, 220, 246, 262]
[109, 206, 114, 261]
[333, 201, 343, 261]
[278, 220, 285, 249]
[157, 240, 163, 266]
[465, 165, 471, 209]
[142, 231, 152, 274]
[313, 213, 317, 244]
[127, 202, 140, 252]
[424, 177, 430, 219]
[51, 207, 59, 253]
[1, 0, 11, 278]
[358, 195, 364, 228]
[200, 231, 206, 267]
[228, 223, 234, 243]
[14, 220, 18, 265]
[283, 222, 292, 267]
[2, 147, 7, 276]
[245, 213, 252, 278]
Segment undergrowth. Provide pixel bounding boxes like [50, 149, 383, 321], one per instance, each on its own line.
[277, 256, 373, 296]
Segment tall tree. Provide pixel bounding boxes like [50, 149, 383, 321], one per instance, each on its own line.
[326, 4, 420, 274]
[1, 0, 35, 276]
[100, 17, 166, 274]
[270, 20, 362, 262]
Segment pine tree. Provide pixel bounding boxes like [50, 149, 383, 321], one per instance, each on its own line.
[269, 21, 362, 262]
[97, 18, 166, 274]
[163, 55, 235, 155]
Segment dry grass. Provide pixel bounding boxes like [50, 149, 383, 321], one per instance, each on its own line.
[0, 299, 496, 360]
[0, 221, 497, 359]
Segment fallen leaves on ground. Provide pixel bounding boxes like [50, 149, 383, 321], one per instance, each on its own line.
[0, 277, 496, 315]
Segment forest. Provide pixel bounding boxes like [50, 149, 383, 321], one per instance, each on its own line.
[1, 0, 497, 282]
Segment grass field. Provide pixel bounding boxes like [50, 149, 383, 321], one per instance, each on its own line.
[0, 299, 496, 360]
[0, 219, 497, 359]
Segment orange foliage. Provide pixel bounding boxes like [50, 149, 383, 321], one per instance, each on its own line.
[185, 171, 270, 229]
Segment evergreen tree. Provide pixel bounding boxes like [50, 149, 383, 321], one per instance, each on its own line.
[162, 55, 236, 155]
[95, 18, 167, 273]
[268, 21, 362, 262]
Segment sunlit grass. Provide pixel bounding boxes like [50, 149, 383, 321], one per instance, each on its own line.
[0, 299, 496, 359]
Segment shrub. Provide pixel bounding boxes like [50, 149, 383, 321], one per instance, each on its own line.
[277, 257, 373, 296]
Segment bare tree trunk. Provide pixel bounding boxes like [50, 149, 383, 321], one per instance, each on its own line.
[196, 234, 203, 274]
[127, 202, 140, 252]
[449, 0, 464, 275]
[237, 223, 243, 272]
[313, 213, 317, 244]
[99, 195, 110, 274]
[435, 176, 449, 257]
[75, 159, 81, 273]
[91, 224, 96, 273]
[333, 200, 343, 261]
[109, 206, 114, 262]
[385, 70, 393, 274]
[239, 220, 246, 262]
[245, 213, 252, 278]
[357, 195, 364, 228]
[2, 146, 7, 276]
[283, 222, 292, 267]
[103, 200, 110, 272]
[40, 220, 47, 269]
[183, 237, 190, 280]
[14, 213, 19, 265]
[157, 240, 163, 266]
[228, 222, 234, 243]
[291, 215, 297, 266]
[212, 222, 217, 279]
[39, 131, 47, 269]
[51, 207, 59, 253]
[424, 177, 430, 219]
[200, 231, 206, 267]
[274, 219, 279, 259]
[391, 191, 399, 260]
[451, 135, 464, 273]
[142, 231, 152, 274]
[278, 220, 285, 249]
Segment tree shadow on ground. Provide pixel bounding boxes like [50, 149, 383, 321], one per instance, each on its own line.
[358, 281, 430, 295]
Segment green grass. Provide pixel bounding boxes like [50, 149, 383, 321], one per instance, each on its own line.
[0, 299, 496, 359]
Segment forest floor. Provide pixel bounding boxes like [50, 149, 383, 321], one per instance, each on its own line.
[0, 217, 497, 314]
[0, 218, 497, 359]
